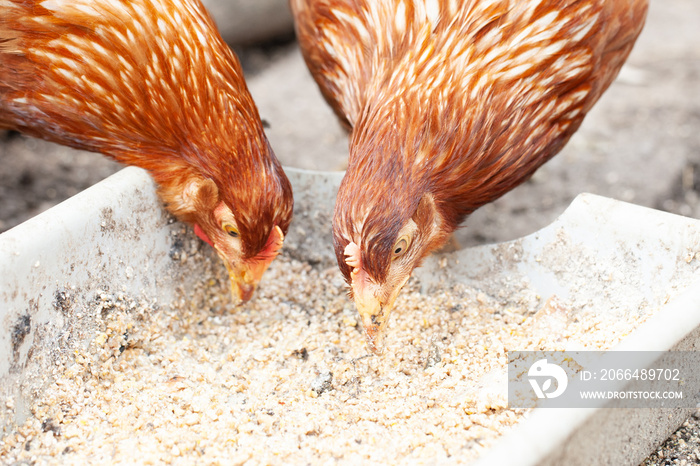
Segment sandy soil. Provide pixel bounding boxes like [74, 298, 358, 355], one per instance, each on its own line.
[1, 0, 699, 463]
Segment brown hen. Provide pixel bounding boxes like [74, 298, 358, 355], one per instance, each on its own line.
[0, 0, 293, 302]
[291, 0, 649, 351]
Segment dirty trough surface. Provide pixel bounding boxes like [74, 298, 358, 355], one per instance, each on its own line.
[2, 168, 700, 465]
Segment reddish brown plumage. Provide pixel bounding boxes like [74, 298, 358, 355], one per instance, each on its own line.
[291, 0, 649, 349]
[1, 0, 293, 301]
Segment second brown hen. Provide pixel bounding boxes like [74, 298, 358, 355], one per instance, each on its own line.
[291, 0, 649, 351]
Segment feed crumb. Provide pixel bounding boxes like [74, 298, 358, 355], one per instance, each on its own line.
[0, 255, 652, 464]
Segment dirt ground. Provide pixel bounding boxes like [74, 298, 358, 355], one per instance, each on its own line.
[1, 0, 699, 464]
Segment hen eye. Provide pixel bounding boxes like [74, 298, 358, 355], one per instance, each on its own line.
[392, 237, 410, 259]
[223, 223, 239, 238]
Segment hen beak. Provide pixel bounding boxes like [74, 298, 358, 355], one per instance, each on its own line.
[195, 224, 284, 303]
[224, 257, 274, 302]
[354, 292, 392, 354]
[225, 225, 285, 303]
[350, 270, 406, 354]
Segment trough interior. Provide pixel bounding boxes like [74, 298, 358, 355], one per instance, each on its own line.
[2, 167, 700, 464]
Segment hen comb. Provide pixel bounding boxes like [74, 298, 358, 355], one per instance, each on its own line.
[260, 225, 284, 259]
[344, 242, 362, 272]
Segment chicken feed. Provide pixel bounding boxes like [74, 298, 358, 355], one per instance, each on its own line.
[0, 251, 652, 464]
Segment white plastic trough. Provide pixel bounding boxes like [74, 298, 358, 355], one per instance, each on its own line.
[2, 166, 700, 465]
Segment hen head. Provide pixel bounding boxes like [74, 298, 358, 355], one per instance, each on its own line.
[165, 151, 293, 303]
[333, 170, 449, 353]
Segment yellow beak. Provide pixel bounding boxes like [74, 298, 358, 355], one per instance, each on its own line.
[351, 270, 407, 354]
[223, 225, 285, 303]
[355, 297, 392, 354]
[225, 255, 275, 302]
